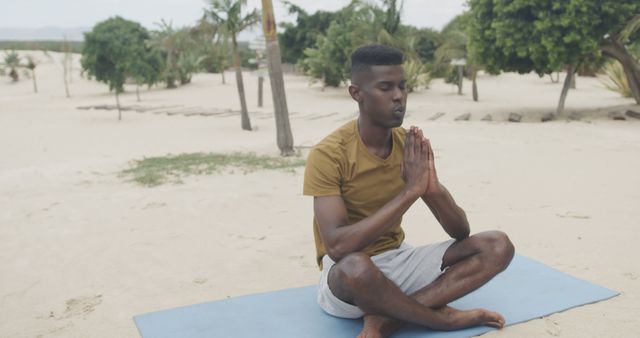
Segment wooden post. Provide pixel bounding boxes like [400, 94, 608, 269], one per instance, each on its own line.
[261, 0, 295, 156]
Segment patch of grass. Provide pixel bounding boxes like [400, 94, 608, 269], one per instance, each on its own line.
[599, 60, 631, 98]
[121, 152, 306, 187]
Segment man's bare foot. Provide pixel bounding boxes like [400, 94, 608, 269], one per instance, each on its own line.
[468, 308, 505, 329]
[438, 306, 505, 330]
[356, 307, 505, 337]
[356, 315, 399, 338]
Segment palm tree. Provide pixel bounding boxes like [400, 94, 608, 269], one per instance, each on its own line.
[434, 13, 485, 101]
[194, 17, 227, 83]
[25, 56, 38, 93]
[261, 0, 295, 156]
[600, 14, 640, 104]
[3, 50, 21, 82]
[149, 20, 181, 88]
[205, 0, 261, 131]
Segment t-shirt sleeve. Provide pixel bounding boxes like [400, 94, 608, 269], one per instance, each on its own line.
[303, 147, 342, 196]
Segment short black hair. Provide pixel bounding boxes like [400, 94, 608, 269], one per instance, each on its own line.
[351, 44, 404, 78]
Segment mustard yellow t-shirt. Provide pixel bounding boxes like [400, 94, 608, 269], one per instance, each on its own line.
[303, 120, 407, 269]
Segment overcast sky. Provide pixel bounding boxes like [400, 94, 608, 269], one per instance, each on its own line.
[1, 0, 467, 33]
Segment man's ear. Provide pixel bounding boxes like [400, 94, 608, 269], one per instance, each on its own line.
[348, 84, 362, 103]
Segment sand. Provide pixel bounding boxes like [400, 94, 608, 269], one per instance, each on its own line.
[1, 51, 639, 337]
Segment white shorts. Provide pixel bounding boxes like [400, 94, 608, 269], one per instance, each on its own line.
[317, 240, 455, 319]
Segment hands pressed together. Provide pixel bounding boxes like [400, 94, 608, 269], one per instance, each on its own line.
[401, 126, 442, 199]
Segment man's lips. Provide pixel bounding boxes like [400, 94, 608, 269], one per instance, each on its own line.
[393, 106, 406, 115]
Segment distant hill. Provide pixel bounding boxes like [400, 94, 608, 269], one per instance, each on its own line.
[0, 27, 89, 41]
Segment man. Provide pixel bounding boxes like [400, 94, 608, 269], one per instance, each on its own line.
[303, 44, 515, 338]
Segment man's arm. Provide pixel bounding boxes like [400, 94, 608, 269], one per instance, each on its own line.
[420, 137, 470, 240]
[315, 190, 418, 262]
[315, 127, 429, 262]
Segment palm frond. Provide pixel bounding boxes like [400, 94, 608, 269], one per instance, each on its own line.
[599, 60, 631, 97]
[620, 14, 640, 43]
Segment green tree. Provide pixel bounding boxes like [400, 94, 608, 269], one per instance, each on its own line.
[278, 3, 337, 64]
[130, 44, 163, 101]
[298, 0, 432, 89]
[602, 14, 640, 103]
[468, 0, 640, 114]
[403, 58, 431, 92]
[149, 21, 183, 89]
[299, 2, 384, 87]
[407, 27, 440, 65]
[2, 50, 21, 82]
[434, 14, 469, 75]
[205, 0, 261, 131]
[81, 16, 152, 120]
[193, 18, 228, 76]
[1, 52, 43, 93]
[432, 13, 486, 100]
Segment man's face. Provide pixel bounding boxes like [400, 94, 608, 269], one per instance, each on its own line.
[351, 64, 407, 129]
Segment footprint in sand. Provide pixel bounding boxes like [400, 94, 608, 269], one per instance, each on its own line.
[143, 202, 167, 210]
[556, 212, 590, 219]
[544, 318, 561, 336]
[53, 294, 103, 320]
[193, 277, 208, 285]
[231, 233, 266, 241]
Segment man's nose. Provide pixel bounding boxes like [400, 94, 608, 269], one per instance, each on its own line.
[392, 86, 403, 101]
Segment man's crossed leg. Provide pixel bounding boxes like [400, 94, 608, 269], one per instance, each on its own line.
[327, 231, 514, 338]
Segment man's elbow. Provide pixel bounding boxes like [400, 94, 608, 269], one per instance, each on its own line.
[325, 243, 350, 263]
[451, 225, 470, 240]
[453, 230, 470, 241]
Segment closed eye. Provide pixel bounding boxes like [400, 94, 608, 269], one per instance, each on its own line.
[378, 83, 392, 91]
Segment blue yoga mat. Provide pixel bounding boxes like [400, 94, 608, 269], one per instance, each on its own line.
[134, 255, 618, 338]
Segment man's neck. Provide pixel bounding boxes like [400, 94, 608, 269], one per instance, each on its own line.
[357, 118, 393, 159]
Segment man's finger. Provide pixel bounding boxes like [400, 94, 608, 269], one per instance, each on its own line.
[413, 127, 421, 157]
[421, 137, 428, 163]
[426, 138, 436, 170]
[406, 128, 415, 161]
[403, 128, 411, 158]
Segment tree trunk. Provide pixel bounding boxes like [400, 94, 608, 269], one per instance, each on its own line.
[115, 91, 122, 121]
[258, 75, 264, 107]
[63, 58, 70, 98]
[262, 0, 295, 156]
[136, 83, 140, 102]
[601, 38, 640, 104]
[457, 65, 463, 95]
[570, 66, 576, 89]
[221, 37, 228, 84]
[32, 70, 38, 93]
[63, 37, 71, 97]
[557, 65, 575, 116]
[471, 68, 478, 102]
[9, 68, 18, 82]
[232, 35, 252, 131]
[68, 54, 73, 83]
